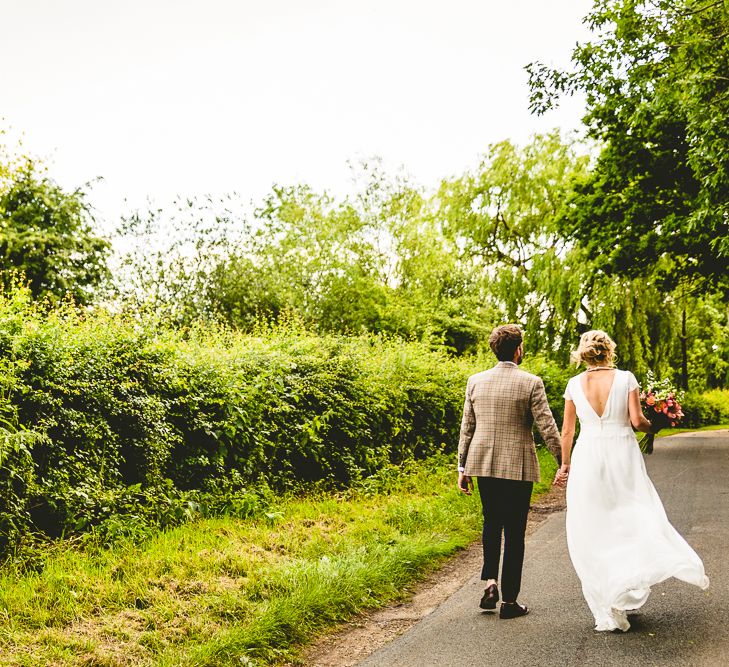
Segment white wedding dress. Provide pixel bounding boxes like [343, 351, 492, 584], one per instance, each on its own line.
[564, 369, 710, 632]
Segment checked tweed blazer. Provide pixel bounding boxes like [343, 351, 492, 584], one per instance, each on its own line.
[458, 362, 562, 482]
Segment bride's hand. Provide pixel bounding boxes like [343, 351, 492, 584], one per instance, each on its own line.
[553, 464, 570, 487]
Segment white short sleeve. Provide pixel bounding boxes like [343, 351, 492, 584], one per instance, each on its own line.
[626, 371, 640, 392]
[563, 379, 573, 401]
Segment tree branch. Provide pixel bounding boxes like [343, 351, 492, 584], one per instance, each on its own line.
[680, 0, 723, 17]
[580, 300, 593, 323]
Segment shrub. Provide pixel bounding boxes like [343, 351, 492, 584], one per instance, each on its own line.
[0, 288, 480, 555]
[680, 389, 729, 428]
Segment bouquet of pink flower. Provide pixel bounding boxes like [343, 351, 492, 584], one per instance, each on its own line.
[638, 372, 685, 454]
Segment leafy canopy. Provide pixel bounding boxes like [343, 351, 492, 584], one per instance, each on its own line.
[527, 0, 729, 289]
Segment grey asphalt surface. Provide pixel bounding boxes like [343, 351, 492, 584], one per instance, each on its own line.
[359, 431, 729, 667]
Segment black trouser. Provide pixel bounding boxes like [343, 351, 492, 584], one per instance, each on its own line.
[477, 476, 533, 603]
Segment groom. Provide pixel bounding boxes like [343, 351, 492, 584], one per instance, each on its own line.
[457, 324, 562, 619]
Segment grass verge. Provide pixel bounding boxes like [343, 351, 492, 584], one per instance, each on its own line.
[0, 451, 556, 667]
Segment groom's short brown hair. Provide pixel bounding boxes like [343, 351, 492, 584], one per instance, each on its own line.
[489, 324, 523, 361]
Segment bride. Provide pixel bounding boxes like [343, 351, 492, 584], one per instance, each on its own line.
[555, 330, 709, 632]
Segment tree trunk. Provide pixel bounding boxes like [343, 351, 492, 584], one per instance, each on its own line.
[681, 305, 689, 391]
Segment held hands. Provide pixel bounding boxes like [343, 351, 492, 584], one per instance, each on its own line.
[457, 472, 474, 496]
[553, 464, 570, 488]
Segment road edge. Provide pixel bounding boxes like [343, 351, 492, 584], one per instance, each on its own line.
[289, 484, 567, 667]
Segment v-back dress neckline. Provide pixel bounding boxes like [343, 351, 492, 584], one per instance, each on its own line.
[579, 369, 617, 420]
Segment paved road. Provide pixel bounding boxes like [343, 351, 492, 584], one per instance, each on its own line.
[359, 431, 729, 667]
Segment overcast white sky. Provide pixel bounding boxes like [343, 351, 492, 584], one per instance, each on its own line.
[1, 0, 592, 225]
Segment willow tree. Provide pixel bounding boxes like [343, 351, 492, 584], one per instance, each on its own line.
[433, 132, 592, 358]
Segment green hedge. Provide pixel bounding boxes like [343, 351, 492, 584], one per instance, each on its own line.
[1, 288, 490, 554]
[680, 388, 729, 428]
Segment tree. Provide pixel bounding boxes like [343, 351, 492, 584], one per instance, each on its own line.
[206, 166, 492, 352]
[0, 160, 110, 305]
[527, 0, 729, 290]
[113, 195, 245, 326]
[108, 133, 728, 387]
[435, 131, 592, 358]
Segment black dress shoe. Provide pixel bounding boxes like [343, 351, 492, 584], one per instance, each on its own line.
[499, 602, 529, 619]
[479, 584, 499, 610]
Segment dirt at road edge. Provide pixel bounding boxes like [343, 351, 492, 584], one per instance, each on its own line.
[289, 485, 567, 667]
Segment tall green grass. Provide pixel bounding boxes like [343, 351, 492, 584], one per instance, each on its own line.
[0, 452, 563, 667]
[0, 456, 485, 666]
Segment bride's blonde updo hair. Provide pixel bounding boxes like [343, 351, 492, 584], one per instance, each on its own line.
[571, 330, 617, 367]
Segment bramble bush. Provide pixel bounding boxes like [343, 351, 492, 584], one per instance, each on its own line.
[0, 287, 485, 556]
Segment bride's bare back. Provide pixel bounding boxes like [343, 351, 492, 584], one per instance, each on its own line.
[579, 369, 616, 418]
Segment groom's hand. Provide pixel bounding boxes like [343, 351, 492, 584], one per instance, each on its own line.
[458, 472, 473, 495]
